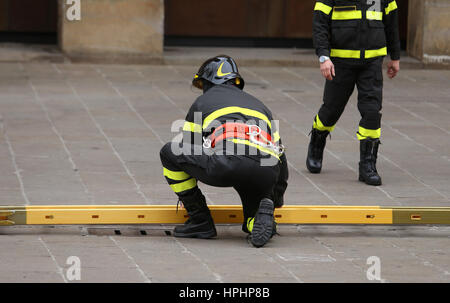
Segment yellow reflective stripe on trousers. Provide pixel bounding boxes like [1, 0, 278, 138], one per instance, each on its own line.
[385, 0, 398, 15]
[357, 126, 381, 140]
[170, 178, 197, 193]
[332, 10, 362, 20]
[330, 49, 361, 59]
[229, 139, 280, 160]
[365, 47, 387, 58]
[313, 115, 335, 132]
[203, 107, 272, 131]
[183, 121, 202, 133]
[366, 11, 383, 20]
[247, 217, 255, 232]
[163, 167, 191, 181]
[314, 2, 333, 15]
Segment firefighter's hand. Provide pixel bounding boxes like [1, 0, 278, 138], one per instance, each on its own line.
[320, 60, 335, 81]
[387, 60, 400, 79]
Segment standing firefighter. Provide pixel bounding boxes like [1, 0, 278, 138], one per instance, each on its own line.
[160, 55, 288, 248]
[307, 0, 400, 185]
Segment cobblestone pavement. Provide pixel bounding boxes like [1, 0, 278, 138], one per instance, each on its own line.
[0, 61, 449, 282]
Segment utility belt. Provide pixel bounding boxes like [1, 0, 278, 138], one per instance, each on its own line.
[202, 122, 284, 157]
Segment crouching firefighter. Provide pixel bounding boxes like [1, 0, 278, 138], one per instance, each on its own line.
[159, 55, 288, 248]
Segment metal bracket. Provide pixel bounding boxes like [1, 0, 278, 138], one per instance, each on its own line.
[0, 210, 15, 226]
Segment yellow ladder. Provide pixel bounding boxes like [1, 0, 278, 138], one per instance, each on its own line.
[1, 205, 450, 226]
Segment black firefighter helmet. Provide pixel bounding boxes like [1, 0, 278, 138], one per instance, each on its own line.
[192, 55, 245, 90]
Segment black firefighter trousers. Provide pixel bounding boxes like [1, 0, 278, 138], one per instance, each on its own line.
[314, 57, 383, 140]
[159, 142, 280, 228]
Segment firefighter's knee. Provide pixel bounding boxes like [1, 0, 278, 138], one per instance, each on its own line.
[160, 142, 175, 164]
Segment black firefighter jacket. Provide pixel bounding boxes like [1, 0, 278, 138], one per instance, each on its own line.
[313, 0, 401, 62]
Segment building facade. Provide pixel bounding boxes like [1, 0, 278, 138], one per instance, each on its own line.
[0, 0, 448, 65]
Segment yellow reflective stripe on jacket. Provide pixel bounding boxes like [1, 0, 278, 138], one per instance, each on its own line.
[314, 2, 333, 15]
[367, 11, 383, 20]
[170, 178, 197, 193]
[331, 48, 387, 59]
[273, 131, 280, 143]
[365, 47, 387, 58]
[332, 10, 362, 20]
[163, 167, 190, 181]
[313, 114, 335, 132]
[183, 121, 202, 133]
[357, 126, 381, 140]
[229, 139, 280, 160]
[203, 106, 272, 131]
[330, 49, 361, 59]
[385, 0, 398, 15]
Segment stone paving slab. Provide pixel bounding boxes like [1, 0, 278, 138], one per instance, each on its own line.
[0, 61, 449, 282]
[1, 225, 449, 283]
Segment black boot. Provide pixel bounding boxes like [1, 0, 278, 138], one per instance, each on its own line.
[306, 128, 329, 173]
[173, 190, 217, 239]
[242, 218, 277, 237]
[249, 198, 275, 248]
[359, 138, 382, 186]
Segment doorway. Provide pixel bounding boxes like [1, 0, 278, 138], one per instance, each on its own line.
[0, 0, 57, 44]
[164, 0, 409, 49]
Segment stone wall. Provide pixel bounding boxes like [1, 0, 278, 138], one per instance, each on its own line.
[55, 0, 448, 66]
[58, 0, 164, 62]
[408, 0, 450, 65]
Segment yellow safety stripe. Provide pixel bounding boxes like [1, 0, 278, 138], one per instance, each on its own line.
[229, 139, 280, 160]
[163, 168, 190, 181]
[273, 131, 280, 143]
[332, 10, 362, 20]
[183, 121, 202, 133]
[170, 178, 197, 193]
[313, 115, 335, 132]
[314, 2, 333, 15]
[365, 47, 387, 58]
[330, 49, 361, 59]
[357, 126, 381, 140]
[366, 11, 383, 21]
[247, 217, 255, 232]
[331, 48, 387, 59]
[203, 107, 272, 131]
[385, 0, 398, 15]
[217, 62, 232, 77]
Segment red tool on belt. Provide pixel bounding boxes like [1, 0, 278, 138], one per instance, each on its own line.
[203, 122, 284, 156]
